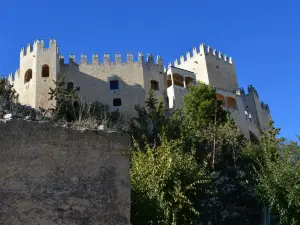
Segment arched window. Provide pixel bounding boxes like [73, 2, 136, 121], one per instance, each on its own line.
[67, 82, 74, 91]
[113, 98, 122, 106]
[172, 73, 184, 87]
[150, 80, 159, 90]
[24, 69, 32, 83]
[216, 93, 225, 106]
[226, 97, 237, 109]
[42, 65, 50, 77]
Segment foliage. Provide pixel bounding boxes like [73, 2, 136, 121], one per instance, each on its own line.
[131, 133, 210, 225]
[48, 76, 80, 122]
[0, 76, 19, 111]
[48, 76, 122, 129]
[243, 121, 300, 225]
[183, 82, 228, 131]
[206, 119, 261, 225]
[128, 89, 169, 150]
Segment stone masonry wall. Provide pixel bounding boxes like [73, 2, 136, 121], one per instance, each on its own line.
[0, 119, 131, 225]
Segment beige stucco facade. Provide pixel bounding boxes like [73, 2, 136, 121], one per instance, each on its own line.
[167, 43, 271, 139]
[8, 39, 271, 139]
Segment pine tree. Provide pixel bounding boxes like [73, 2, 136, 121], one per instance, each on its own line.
[48, 76, 79, 121]
[128, 89, 167, 150]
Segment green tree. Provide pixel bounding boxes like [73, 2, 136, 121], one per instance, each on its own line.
[183, 82, 227, 130]
[244, 121, 300, 225]
[183, 82, 228, 168]
[131, 133, 210, 225]
[207, 119, 261, 225]
[128, 89, 168, 150]
[48, 76, 79, 121]
[48, 76, 121, 127]
[0, 76, 19, 111]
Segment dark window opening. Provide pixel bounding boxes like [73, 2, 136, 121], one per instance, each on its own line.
[67, 82, 74, 91]
[151, 80, 159, 90]
[75, 86, 80, 91]
[216, 66, 220, 69]
[24, 69, 32, 83]
[113, 98, 122, 106]
[42, 65, 50, 77]
[110, 80, 119, 90]
[250, 131, 259, 144]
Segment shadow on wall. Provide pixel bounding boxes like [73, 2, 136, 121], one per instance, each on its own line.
[0, 119, 131, 225]
[60, 62, 148, 119]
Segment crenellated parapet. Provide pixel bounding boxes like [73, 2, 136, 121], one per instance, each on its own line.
[8, 69, 20, 83]
[247, 85, 259, 97]
[260, 101, 270, 113]
[236, 87, 245, 95]
[20, 38, 58, 58]
[170, 43, 233, 68]
[8, 72, 14, 82]
[60, 52, 163, 66]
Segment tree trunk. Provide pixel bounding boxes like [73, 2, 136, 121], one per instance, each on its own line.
[212, 106, 217, 169]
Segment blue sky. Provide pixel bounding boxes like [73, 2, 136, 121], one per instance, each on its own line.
[0, 0, 298, 140]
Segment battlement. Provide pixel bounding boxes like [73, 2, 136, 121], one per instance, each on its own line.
[236, 87, 245, 95]
[171, 43, 233, 67]
[260, 101, 270, 113]
[247, 85, 259, 97]
[7, 69, 20, 83]
[60, 52, 164, 66]
[20, 38, 58, 57]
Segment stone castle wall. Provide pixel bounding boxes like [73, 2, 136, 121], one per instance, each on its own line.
[0, 120, 131, 225]
[7, 38, 271, 139]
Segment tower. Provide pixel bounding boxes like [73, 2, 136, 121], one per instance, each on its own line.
[13, 39, 59, 109]
[174, 43, 238, 92]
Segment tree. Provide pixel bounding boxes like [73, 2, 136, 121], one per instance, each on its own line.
[243, 121, 300, 225]
[48, 76, 121, 128]
[183, 82, 227, 131]
[128, 89, 168, 150]
[0, 76, 18, 111]
[48, 76, 80, 121]
[183, 82, 228, 168]
[131, 133, 210, 225]
[207, 119, 261, 225]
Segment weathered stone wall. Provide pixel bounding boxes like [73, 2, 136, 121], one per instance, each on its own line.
[0, 119, 131, 225]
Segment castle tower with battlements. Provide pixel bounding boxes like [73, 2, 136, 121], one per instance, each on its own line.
[8, 38, 271, 140]
[8, 38, 167, 118]
[165, 43, 271, 139]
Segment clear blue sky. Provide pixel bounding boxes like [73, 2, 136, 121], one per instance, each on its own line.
[0, 0, 298, 140]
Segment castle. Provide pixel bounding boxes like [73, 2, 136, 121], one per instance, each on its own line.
[7, 38, 271, 140]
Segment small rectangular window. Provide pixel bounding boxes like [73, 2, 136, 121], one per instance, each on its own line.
[113, 98, 122, 106]
[151, 80, 159, 90]
[110, 80, 119, 90]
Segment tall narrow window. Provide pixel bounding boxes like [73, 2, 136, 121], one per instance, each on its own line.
[67, 82, 74, 91]
[42, 65, 50, 77]
[110, 80, 119, 90]
[226, 97, 237, 109]
[24, 69, 32, 83]
[150, 80, 159, 90]
[113, 98, 122, 106]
